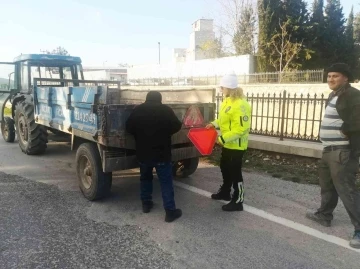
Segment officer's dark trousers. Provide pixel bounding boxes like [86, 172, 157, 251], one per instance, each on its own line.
[318, 148, 360, 231]
[220, 147, 246, 201]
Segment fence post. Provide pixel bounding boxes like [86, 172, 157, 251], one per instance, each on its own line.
[216, 93, 219, 119]
[280, 90, 287, 141]
[212, 88, 216, 120]
[212, 88, 216, 103]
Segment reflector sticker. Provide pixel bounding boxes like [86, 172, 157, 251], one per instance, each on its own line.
[183, 105, 204, 127]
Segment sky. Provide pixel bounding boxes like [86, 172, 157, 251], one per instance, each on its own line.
[0, 0, 356, 67]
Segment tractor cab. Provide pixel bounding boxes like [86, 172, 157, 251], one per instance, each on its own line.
[0, 54, 84, 121]
[1, 54, 83, 94]
[13, 54, 83, 93]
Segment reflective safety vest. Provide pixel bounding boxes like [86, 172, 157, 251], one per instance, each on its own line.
[212, 97, 251, 150]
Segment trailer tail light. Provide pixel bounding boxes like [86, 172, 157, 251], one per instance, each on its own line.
[183, 105, 204, 127]
[187, 128, 217, 155]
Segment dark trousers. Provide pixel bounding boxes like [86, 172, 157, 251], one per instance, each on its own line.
[220, 148, 246, 201]
[139, 161, 176, 210]
[318, 149, 360, 231]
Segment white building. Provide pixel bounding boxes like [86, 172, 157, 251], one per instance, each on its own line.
[187, 19, 215, 61]
[174, 19, 216, 63]
[127, 55, 256, 80]
[173, 48, 187, 63]
[83, 67, 127, 82]
[127, 18, 256, 82]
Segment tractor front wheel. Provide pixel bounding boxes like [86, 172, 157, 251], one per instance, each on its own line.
[1, 117, 15, 143]
[15, 101, 48, 155]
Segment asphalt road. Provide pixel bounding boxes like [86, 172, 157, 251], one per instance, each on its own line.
[0, 134, 359, 269]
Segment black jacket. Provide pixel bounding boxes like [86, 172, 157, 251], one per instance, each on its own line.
[125, 100, 182, 162]
[327, 84, 360, 156]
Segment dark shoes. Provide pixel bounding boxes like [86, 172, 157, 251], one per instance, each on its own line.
[305, 211, 331, 227]
[211, 186, 231, 201]
[143, 202, 182, 223]
[350, 231, 360, 249]
[222, 200, 243, 212]
[165, 209, 182, 223]
[142, 201, 154, 213]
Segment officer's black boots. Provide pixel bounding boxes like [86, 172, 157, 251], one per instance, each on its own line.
[222, 183, 244, 212]
[222, 199, 243, 211]
[211, 185, 231, 201]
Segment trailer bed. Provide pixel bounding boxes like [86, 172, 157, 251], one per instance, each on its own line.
[33, 82, 215, 149]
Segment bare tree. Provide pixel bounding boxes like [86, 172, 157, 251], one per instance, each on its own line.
[233, 2, 257, 54]
[212, 0, 257, 55]
[266, 20, 312, 81]
[199, 37, 224, 59]
[118, 63, 130, 68]
[41, 46, 70, 56]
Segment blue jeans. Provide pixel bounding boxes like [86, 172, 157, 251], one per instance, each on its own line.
[139, 161, 176, 210]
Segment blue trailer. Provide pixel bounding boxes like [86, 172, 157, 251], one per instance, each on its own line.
[0, 54, 216, 200]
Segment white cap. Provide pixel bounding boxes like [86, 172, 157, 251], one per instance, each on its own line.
[219, 72, 238, 89]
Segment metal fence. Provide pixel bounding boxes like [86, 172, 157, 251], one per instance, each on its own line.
[216, 91, 328, 142]
[245, 70, 324, 84]
[126, 69, 324, 86]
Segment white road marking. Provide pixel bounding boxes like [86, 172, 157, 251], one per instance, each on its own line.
[173, 181, 360, 254]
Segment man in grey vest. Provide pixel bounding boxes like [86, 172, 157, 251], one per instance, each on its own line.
[306, 63, 360, 249]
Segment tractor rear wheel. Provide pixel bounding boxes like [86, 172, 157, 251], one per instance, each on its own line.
[76, 143, 112, 201]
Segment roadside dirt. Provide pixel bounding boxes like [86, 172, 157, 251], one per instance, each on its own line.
[201, 146, 360, 189]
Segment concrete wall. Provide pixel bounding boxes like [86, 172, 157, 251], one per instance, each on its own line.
[127, 55, 255, 79]
[248, 135, 323, 159]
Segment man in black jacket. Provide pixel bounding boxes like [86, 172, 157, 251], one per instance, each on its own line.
[126, 91, 182, 222]
[306, 63, 360, 249]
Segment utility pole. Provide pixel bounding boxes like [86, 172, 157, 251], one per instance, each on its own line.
[158, 42, 161, 65]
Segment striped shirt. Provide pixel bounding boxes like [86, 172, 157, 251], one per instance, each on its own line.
[319, 96, 349, 147]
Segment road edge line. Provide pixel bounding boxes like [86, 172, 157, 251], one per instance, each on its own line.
[173, 181, 360, 254]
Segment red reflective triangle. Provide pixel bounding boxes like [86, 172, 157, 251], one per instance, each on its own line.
[183, 105, 204, 127]
[187, 128, 217, 155]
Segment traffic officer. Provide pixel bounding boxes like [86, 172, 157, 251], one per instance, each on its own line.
[206, 72, 251, 211]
